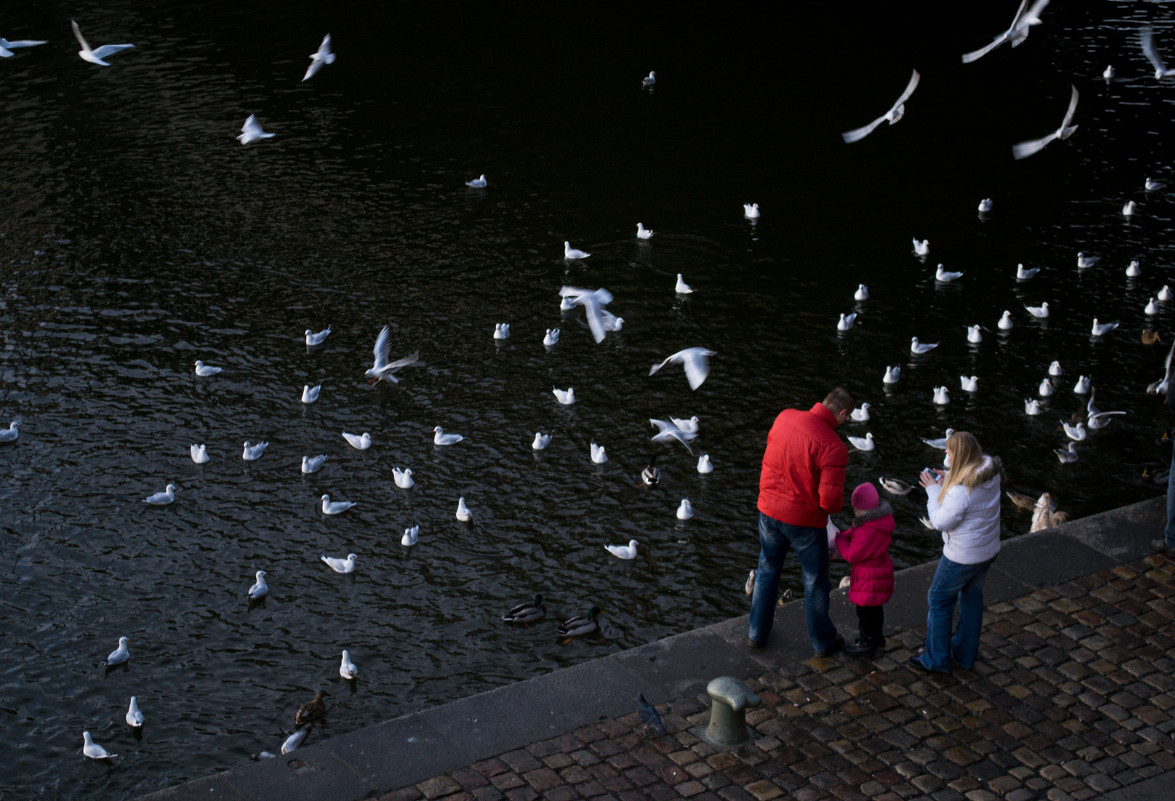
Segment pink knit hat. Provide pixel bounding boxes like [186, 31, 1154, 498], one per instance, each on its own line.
[851, 482, 879, 512]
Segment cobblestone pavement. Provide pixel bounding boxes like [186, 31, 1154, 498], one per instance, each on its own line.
[377, 555, 1175, 801]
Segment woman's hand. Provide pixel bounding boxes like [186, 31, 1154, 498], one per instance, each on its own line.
[919, 468, 943, 489]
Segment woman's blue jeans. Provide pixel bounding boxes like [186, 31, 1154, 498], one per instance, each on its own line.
[919, 553, 996, 672]
[748, 512, 838, 651]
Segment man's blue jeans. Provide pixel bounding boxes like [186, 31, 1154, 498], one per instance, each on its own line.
[748, 512, 838, 651]
[1165, 445, 1175, 545]
[918, 554, 996, 672]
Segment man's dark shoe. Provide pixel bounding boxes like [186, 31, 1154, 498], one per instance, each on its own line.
[814, 635, 844, 658]
[845, 636, 876, 659]
[907, 653, 932, 672]
[746, 637, 765, 650]
[1152, 539, 1173, 553]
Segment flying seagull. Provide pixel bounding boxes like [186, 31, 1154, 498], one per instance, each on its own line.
[1012, 84, 1077, 160]
[961, 0, 1050, 63]
[302, 34, 335, 82]
[1141, 28, 1175, 80]
[842, 69, 921, 144]
[71, 20, 133, 66]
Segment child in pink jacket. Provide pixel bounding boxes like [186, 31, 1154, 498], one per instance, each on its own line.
[835, 481, 895, 658]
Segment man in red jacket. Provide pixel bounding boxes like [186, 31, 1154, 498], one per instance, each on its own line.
[747, 387, 852, 655]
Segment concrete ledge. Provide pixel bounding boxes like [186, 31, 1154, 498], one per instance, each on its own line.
[140, 495, 1168, 801]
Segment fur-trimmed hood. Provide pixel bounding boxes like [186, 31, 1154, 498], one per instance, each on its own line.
[853, 500, 894, 525]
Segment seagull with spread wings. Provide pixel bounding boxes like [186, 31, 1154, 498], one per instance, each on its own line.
[842, 70, 921, 144]
[1012, 85, 1078, 160]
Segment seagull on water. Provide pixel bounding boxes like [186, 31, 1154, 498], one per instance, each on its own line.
[126, 696, 144, 728]
[922, 428, 954, 449]
[590, 442, 608, 464]
[393, 466, 414, 488]
[302, 34, 335, 81]
[144, 483, 177, 505]
[851, 403, 871, 421]
[465, 174, 487, 189]
[1091, 319, 1119, 337]
[960, 375, 979, 392]
[1049, 360, 1063, 376]
[1025, 399, 1043, 416]
[552, 387, 575, 405]
[649, 347, 715, 390]
[1055, 442, 1078, 463]
[190, 444, 209, 464]
[1039, 378, 1053, 397]
[1025, 303, 1049, 319]
[978, 198, 993, 212]
[401, 525, 419, 546]
[841, 69, 920, 143]
[531, 432, 551, 451]
[676, 500, 694, 520]
[194, 360, 222, 377]
[998, 311, 1014, 330]
[302, 384, 321, 404]
[1123, 201, 1136, 217]
[543, 328, 560, 347]
[1146, 297, 1160, 316]
[237, 114, 275, 145]
[910, 337, 938, 354]
[321, 552, 357, 573]
[302, 454, 327, 474]
[636, 223, 654, 239]
[0, 35, 47, 58]
[1142, 28, 1175, 80]
[697, 454, 713, 474]
[913, 238, 930, 257]
[675, 274, 695, 294]
[456, 497, 473, 522]
[1012, 84, 1078, 160]
[961, 0, 1050, 63]
[606, 539, 639, 559]
[966, 325, 983, 344]
[242, 441, 269, 461]
[1104, 65, 1115, 80]
[1147, 177, 1165, 191]
[339, 650, 358, 680]
[649, 418, 697, 452]
[107, 636, 130, 665]
[305, 325, 331, 346]
[248, 570, 268, 599]
[321, 494, 356, 515]
[838, 313, 857, 331]
[1017, 264, 1039, 280]
[71, 20, 133, 66]
[670, 415, 700, 434]
[342, 431, 371, 450]
[854, 284, 869, 301]
[935, 264, 963, 282]
[1073, 376, 1091, 394]
[83, 731, 118, 760]
[1127, 261, 1142, 278]
[433, 426, 464, 445]
[848, 433, 875, 452]
[493, 323, 510, 340]
[1161, 286, 1173, 302]
[642, 71, 656, 86]
[1062, 421, 1087, 441]
[563, 241, 590, 260]
[744, 203, 760, 219]
[364, 326, 418, 383]
[1077, 252, 1099, 269]
[933, 386, 950, 405]
[883, 366, 900, 384]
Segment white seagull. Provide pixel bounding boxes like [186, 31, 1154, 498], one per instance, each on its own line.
[194, 360, 222, 377]
[960, 375, 979, 392]
[932, 386, 950, 405]
[1073, 376, 1091, 394]
[1161, 286, 1173, 302]
[559, 286, 616, 343]
[552, 387, 575, 405]
[433, 426, 464, 445]
[1104, 65, 1115, 81]
[675, 274, 695, 294]
[0, 35, 47, 58]
[1142, 28, 1175, 80]
[838, 313, 857, 331]
[563, 241, 590, 260]
[851, 403, 871, 422]
[1049, 360, 1063, 376]
[305, 325, 331, 345]
[854, 284, 869, 301]
[1039, 378, 1053, 397]
[456, 497, 473, 522]
[339, 650, 358, 680]
[1077, 252, 1099, 269]
[935, 264, 963, 282]
[532, 432, 551, 450]
[590, 442, 608, 464]
[841, 69, 920, 144]
[676, 499, 694, 520]
[636, 223, 654, 239]
[302, 34, 335, 81]
[1012, 84, 1078, 160]
[1025, 399, 1043, 416]
[1127, 261, 1142, 278]
[321, 552, 357, 573]
[126, 697, 144, 729]
[493, 323, 510, 340]
[1025, 303, 1049, 319]
[190, 444, 209, 464]
[961, 0, 1050, 63]
[1055, 442, 1078, 463]
[393, 466, 414, 488]
[248, 570, 268, 600]
[697, 454, 713, 474]
[883, 365, 901, 384]
[321, 494, 356, 515]
[998, 311, 1014, 330]
[1017, 264, 1039, 280]
[913, 238, 930, 256]
[242, 441, 269, 461]
[605, 539, 639, 559]
[71, 20, 133, 66]
[650, 418, 697, 452]
[847, 433, 875, 452]
[642, 71, 656, 85]
[465, 174, 487, 189]
[1062, 421, 1087, 441]
[966, 325, 983, 344]
[107, 636, 130, 665]
[744, 203, 760, 219]
[364, 326, 418, 383]
[302, 454, 327, 474]
[978, 198, 993, 212]
[921, 429, 955, 449]
[649, 347, 715, 390]
[1091, 319, 1119, 337]
[543, 328, 560, 347]
[144, 483, 176, 505]
[237, 114, 275, 145]
[83, 731, 118, 760]
[1147, 177, 1165, 191]
[342, 431, 371, 450]
[1146, 298, 1160, 316]
[1123, 201, 1136, 217]
[670, 415, 700, 434]
[302, 384, 321, 404]
[401, 525, 419, 546]
[910, 337, 938, 354]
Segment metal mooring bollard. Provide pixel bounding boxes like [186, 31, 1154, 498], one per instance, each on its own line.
[705, 676, 761, 746]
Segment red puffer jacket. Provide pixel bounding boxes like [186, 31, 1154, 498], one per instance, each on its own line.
[758, 403, 848, 527]
[835, 502, 895, 607]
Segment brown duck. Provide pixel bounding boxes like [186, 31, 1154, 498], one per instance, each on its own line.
[295, 690, 328, 727]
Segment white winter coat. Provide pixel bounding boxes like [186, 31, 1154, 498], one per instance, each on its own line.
[925, 455, 1002, 564]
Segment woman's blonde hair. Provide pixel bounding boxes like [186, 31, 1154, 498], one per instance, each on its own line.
[938, 431, 987, 503]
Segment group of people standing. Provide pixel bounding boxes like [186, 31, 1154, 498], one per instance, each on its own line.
[747, 388, 1003, 674]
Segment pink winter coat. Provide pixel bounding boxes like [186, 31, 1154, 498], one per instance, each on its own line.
[835, 502, 895, 607]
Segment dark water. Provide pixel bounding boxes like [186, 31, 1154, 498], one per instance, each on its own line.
[3, 1, 1175, 797]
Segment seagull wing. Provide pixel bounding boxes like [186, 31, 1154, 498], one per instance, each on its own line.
[2, 38, 48, 48]
[1019, 0, 1050, 28]
[842, 113, 887, 144]
[1142, 28, 1166, 74]
[91, 43, 133, 59]
[1012, 132, 1055, 160]
[1007, 0, 1032, 28]
[371, 325, 391, 371]
[892, 69, 921, 110]
[649, 352, 680, 377]
[303, 58, 323, 82]
[681, 349, 712, 390]
[70, 20, 90, 53]
[961, 32, 1010, 64]
[1060, 84, 1079, 129]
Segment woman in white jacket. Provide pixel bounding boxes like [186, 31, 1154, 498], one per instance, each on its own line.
[912, 431, 1002, 673]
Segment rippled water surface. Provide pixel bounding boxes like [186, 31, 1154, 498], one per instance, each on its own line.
[5, 1, 1175, 798]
